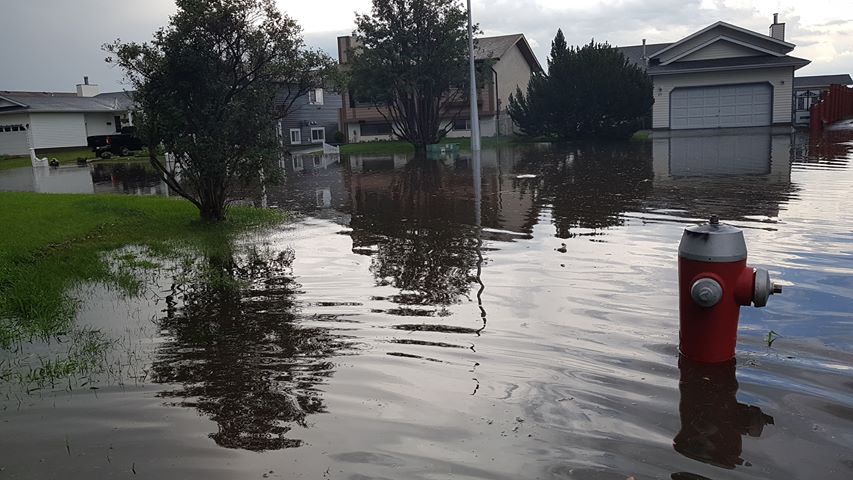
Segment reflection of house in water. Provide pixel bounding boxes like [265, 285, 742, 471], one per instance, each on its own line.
[650, 130, 796, 219]
[267, 148, 347, 213]
[0, 166, 94, 193]
[90, 162, 168, 195]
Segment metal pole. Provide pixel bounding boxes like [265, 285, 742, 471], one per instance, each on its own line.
[467, 0, 481, 151]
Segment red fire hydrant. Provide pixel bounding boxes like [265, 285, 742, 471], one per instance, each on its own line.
[678, 215, 781, 363]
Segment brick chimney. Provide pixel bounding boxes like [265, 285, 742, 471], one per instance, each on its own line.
[770, 13, 785, 41]
[75, 76, 100, 97]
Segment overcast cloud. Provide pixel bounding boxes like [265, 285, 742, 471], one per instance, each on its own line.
[1, 0, 851, 93]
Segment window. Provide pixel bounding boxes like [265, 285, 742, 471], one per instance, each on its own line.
[452, 118, 470, 131]
[312, 155, 322, 167]
[292, 156, 304, 170]
[796, 91, 819, 112]
[308, 88, 324, 105]
[310, 127, 325, 143]
[360, 123, 393, 136]
[290, 128, 301, 144]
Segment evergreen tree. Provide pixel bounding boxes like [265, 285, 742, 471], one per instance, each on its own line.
[508, 32, 653, 140]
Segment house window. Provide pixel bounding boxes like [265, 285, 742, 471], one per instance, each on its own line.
[292, 156, 304, 170]
[796, 91, 819, 111]
[312, 155, 322, 167]
[308, 88, 324, 105]
[290, 128, 301, 144]
[452, 118, 470, 131]
[360, 123, 393, 136]
[310, 127, 325, 143]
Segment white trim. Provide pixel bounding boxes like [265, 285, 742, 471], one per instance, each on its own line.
[650, 21, 795, 60]
[310, 126, 325, 144]
[661, 35, 784, 65]
[289, 128, 301, 144]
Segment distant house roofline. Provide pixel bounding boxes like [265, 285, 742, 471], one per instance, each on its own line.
[793, 74, 853, 89]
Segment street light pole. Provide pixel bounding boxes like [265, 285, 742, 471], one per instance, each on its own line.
[467, 0, 481, 151]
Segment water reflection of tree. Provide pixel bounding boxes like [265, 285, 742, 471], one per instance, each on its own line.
[150, 243, 347, 451]
[516, 142, 654, 237]
[348, 158, 480, 306]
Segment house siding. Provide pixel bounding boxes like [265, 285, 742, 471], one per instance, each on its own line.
[493, 43, 534, 113]
[279, 89, 343, 146]
[29, 113, 87, 149]
[652, 67, 794, 128]
[84, 112, 120, 136]
[678, 41, 763, 62]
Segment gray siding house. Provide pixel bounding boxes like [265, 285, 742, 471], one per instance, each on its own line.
[277, 86, 343, 148]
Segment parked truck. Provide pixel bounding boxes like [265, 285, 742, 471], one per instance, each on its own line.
[87, 127, 144, 158]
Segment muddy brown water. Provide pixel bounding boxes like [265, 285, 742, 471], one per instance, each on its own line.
[1, 130, 852, 479]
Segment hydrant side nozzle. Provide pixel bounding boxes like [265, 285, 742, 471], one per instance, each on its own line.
[752, 268, 779, 307]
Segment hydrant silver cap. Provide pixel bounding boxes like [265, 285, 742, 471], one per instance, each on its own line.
[679, 219, 748, 263]
[691, 278, 723, 308]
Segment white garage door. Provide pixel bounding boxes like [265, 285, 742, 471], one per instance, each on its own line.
[0, 125, 30, 156]
[670, 83, 772, 130]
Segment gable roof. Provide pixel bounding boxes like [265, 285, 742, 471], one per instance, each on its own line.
[794, 74, 853, 89]
[0, 91, 134, 115]
[475, 34, 544, 73]
[650, 21, 795, 60]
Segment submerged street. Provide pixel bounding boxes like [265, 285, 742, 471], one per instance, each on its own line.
[1, 130, 852, 479]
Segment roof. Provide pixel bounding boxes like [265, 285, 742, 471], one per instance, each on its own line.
[617, 42, 672, 67]
[647, 54, 810, 75]
[650, 21, 795, 60]
[0, 90, 135, 115]
[794, 74, 853, 89]
[475, 34, 544, 73]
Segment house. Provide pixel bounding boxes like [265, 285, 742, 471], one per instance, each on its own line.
[792, 74, 853, 125]
[0, 77, 135, 156]
[337, 33, 543, 142]
[276, 83, 343, 148]
[620, 15, 810, 130]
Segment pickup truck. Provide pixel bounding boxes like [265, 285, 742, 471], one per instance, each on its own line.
[87, 127, 144, 158]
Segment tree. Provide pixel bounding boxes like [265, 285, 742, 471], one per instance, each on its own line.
[106, 0, 334, 221]
[508, 31, 653, 140]
[349, 0, 470, 152]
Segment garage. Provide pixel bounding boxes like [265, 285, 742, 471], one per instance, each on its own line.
[0, 124, 30, 156]
[670, 83, 772, 130]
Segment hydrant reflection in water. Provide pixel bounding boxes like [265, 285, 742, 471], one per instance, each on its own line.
[678, 215, 782, 363]
[673, 356, 774, 470]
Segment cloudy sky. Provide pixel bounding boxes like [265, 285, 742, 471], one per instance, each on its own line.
[2, 0, 851, 92]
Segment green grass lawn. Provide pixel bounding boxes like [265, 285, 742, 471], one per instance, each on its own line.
[0, 193, 282, 349]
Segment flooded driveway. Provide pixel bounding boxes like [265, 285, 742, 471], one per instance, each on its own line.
[1, 130, 852, 479]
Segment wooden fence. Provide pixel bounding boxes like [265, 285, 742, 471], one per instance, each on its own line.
[809, 84, 853, 134]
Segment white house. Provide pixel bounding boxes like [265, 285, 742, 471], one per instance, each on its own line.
[621, 15, 810, 130]
[0, 77, 135, 156]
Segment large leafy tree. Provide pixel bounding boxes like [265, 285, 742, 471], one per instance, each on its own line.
[349, 0, 470, 152]
[106, 0, 334, 221]
[508, 30, 653, 140]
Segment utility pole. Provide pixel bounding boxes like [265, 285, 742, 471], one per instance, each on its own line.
[467, 0, 481, 151]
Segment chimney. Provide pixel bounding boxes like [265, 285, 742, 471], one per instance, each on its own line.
[770, 13, 785, 41]
[76, 76, 99, 97]
[642, 39, 647, 66]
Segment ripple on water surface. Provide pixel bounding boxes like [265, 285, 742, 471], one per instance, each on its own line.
[1, 130, 852, 479]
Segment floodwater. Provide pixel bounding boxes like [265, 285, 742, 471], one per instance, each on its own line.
[1, 129, 852, 479]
